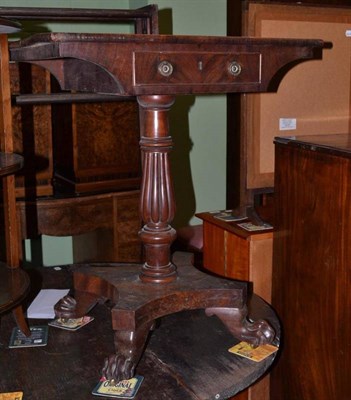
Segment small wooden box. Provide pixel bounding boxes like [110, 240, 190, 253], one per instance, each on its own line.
[197, 212, 273, 302]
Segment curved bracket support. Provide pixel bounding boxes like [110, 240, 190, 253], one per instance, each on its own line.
[26, 58, 124, 94]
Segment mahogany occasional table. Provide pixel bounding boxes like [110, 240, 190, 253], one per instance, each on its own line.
[7, 31, 326, 382]
[0, 153, 30, 335]
[0, 17, 33, 337]
[0, 155, 29, 319]
[0, 263, 29, 319]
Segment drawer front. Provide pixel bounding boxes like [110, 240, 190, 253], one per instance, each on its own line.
[133, 51, 261, 87]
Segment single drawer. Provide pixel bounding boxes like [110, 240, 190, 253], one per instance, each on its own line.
[133, 51, 261, 87]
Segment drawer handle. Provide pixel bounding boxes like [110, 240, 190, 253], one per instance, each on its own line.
[158, 61, 174, 77]
[228, 61, 242, 76]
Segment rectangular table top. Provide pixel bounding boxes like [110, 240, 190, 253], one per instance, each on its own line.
[9, 33, 326, 96]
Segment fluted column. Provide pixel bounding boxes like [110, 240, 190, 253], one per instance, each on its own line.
[137, 95, 177, 284]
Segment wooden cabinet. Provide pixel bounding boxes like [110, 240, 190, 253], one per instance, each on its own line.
[51, 95, 141, 195]
[10, 63, 143, 263]
[11, 57, 141, 198]
[271, 134, 351, 399]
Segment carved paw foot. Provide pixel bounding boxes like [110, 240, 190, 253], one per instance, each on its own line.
[102, 354, 135, 381]
[206, 307, 275, 347]
[104, 321, 155, 382]
[54, 291, 100, 319]
[238, 318, 275, 347]
[54, 295, 77, 319]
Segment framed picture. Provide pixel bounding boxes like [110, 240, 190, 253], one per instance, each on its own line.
[242, 2, 351, 189]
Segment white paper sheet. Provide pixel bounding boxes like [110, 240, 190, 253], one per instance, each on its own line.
[26, 289, 70, 319]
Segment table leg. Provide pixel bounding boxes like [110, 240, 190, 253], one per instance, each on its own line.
[205, 306, 275, 347]
[137, 94, 177, 284]
[54, 94, 275, 382]
[102, 321, 155, 381]
[12, 305, 30, 336]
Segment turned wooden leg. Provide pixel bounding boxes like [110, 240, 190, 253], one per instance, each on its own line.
[12, 305, 30, 337]
[205, 306, 275, 347]
[137, 95, 177, 284]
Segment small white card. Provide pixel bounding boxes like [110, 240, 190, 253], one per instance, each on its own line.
[27, 289, 70, 319]
[279, 118, 296, 131]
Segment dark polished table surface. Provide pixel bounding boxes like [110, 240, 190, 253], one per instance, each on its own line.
[0, 257, 280, 400]
[275, 133, 351, 157]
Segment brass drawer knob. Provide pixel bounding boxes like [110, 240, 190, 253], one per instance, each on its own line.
[228, 61, 242, 76]
[158, 60, 174, 77]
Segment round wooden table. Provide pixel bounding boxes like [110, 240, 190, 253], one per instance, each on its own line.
[0, 153, 28, 318]
[0, 152, 23, 177]
[0, 264, 30, 314]
[0, 264, 280, 399]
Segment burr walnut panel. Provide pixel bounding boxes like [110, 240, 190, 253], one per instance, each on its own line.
[52, 99, 141, 194]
